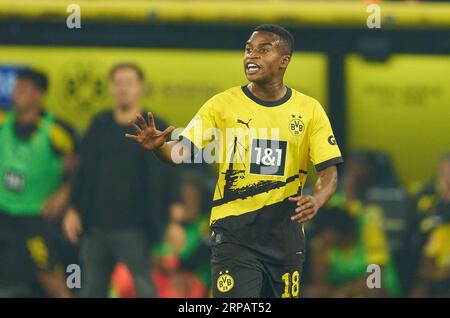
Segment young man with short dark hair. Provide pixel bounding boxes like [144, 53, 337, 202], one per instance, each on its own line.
[126, 25, 343, 298]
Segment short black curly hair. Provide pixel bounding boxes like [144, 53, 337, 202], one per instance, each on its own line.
[17, 68, 48, 93]
[254, 24, 294, 56]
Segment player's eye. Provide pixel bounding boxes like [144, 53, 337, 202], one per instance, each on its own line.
[245, 47, 252, 54]
[259, 47, 269, 54]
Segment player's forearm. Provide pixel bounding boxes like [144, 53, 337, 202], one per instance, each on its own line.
[154, 140, 192, 166]
[153, 141, 177, 165]
[312, 165, 338, 208]
[54, 182, 71, 202]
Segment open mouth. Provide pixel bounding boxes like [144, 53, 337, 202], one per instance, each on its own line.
[246, 62, 261, 75]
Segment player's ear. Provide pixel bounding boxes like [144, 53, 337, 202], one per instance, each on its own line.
[280, 55, 291, 69]
[34, 88, 45, 102]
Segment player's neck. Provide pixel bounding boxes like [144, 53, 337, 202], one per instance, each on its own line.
[15, 105, 42, 125]
[248, 81, 286, 102]
[114, 103, 141, 125]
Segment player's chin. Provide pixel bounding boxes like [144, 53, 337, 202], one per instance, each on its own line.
[244, 71, 265, 83]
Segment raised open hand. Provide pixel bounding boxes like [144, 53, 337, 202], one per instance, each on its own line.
[125, 112, 174, 151]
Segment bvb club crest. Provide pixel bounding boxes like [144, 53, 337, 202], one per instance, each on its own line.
[289, 115, 304, 136]
[58, 60, 109, 130]
[217, 270, 234, 293]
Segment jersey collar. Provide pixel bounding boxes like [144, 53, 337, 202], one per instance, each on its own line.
[241, 85, 292, 107]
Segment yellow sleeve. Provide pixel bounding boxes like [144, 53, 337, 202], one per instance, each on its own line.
[49, 123, 75, 155]
[178, 95, 219, 150]
[308, 101, 343, 171]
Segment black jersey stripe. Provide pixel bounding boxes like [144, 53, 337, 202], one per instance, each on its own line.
[315, 156, 344, 172]
[213, 170, 307, 207]
[211, 196, 305, 264]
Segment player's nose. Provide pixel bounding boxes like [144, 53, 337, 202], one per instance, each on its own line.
[246, 50, 261, 60]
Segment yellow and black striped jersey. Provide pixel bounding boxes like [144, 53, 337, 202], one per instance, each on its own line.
[179, 86, 343, 262]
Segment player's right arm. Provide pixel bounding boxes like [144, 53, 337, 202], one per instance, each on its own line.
[127, 93, 219, 165]
[125, 112, 189, 165]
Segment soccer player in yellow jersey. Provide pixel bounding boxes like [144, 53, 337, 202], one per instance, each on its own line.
[126, 24, 343, 298]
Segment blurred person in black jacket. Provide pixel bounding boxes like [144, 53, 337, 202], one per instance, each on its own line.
[62, 63, 176, 297]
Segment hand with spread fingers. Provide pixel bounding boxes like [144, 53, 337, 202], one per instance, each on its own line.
[288, 195, 320, 223]
[125, 112, 175, 151]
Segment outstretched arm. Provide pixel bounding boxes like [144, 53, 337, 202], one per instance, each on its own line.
[125, 112, 190, 165]
[288, 165, 338, 223]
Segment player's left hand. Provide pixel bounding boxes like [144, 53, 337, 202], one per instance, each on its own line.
[288, 195, 320, 223]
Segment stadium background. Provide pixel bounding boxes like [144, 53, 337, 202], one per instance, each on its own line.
[0, 0, 449, 297]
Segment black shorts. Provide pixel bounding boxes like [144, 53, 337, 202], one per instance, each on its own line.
[211, 242, 304, 298]
[0, 211, 60, 287]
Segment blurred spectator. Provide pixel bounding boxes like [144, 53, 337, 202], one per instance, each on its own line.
[342, 151, 414, 293]
[342, 151, 399, 204]
[304, 206, 402, 298]
[410, 154, 450, 297]
[151, 170, 212, 297]
[304, 151, 403, 297]
[62, 63, 176, 297]
[0, 68, 77, 297]
[111, 170, 212, 298]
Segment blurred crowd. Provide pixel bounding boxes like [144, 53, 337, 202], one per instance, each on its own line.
[302, 152, 450, 298]
[0, 64, 448, 298]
